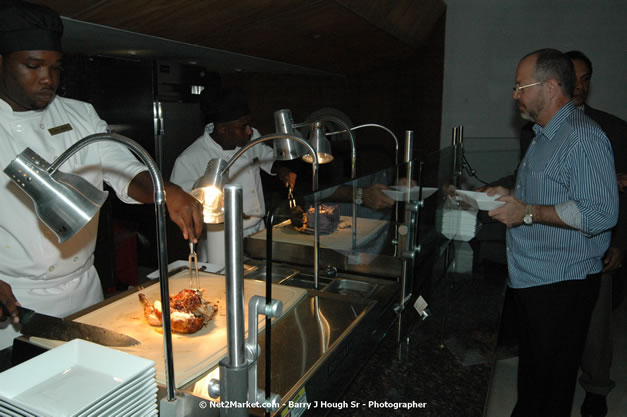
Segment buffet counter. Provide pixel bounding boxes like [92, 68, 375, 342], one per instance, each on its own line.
[1, 262, 400, 417]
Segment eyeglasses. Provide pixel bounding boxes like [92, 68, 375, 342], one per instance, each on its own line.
[513, 81, 543, 93]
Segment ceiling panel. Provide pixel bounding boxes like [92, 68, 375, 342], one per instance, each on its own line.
[30, 0, 446, 74]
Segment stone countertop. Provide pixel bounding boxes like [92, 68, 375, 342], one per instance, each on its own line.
[326, 260, 508, 417]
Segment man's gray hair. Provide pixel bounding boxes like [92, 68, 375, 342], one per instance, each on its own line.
[521, 48, 576, 98]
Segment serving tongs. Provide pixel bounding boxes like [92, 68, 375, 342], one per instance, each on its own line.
[288, 186, 297, 208]
[188, 240, 200, 292]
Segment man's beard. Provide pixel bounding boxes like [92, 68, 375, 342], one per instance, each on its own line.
[517, 96, 544, 123]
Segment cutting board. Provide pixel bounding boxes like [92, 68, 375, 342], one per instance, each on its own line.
[30, 270, 306, 388]
[249, 216, 389, 251]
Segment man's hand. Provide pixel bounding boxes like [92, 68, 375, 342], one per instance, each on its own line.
[164, 183, 204, 242]
[603, 247, 624, 272]
[480, 186, 512, 197]
[396, 177, 417, 187]
[488, 195, 525, 227]
[0, 280, 20, 324]
[363, 184, 395, 210]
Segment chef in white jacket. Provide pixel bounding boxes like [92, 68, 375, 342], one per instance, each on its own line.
[171, 85, 296, 262]
[0, 1, 203, 349]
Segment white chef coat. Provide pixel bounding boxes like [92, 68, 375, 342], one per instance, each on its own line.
[0, 96, 146, 349]
[170, 125, 275, 237]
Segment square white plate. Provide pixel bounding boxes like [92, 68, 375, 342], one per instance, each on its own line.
[382, 186, 438, 201]
[80, 370, 155, 416]
[0, 339, 155, 417]
[0, 405, 24, 417]
[98, 384, 157, 417]
[0, 398, 37, 416]
[455, 190, 505, 211]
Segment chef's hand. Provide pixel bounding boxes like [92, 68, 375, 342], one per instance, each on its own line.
[275, 166, 297, 190]
[603, 247, 624, 272]
[363, 184, 395, 210]
[128, 172, 204, 242]
[164, 183, 204, 242]
[0, 280, 20, 324]
[487, 195, 525, 227]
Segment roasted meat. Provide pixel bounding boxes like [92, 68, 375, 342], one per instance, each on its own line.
[290, 204, 340, 234]
[138, 289, 218, 334]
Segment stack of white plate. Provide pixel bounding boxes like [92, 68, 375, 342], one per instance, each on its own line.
[436, 207, 479, 242]
[0, 339, 157, 417]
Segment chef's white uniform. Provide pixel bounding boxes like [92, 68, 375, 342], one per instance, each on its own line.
[0, 96, 146, 349]
[170, 125, 275, 262]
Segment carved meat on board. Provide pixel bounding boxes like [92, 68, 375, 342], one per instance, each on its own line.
[290, 204, 341, 234]
[138, 289, 218, 334]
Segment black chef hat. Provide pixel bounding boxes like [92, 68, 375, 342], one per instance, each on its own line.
[0, 0, 63, 55]
[200, 85, 250, 124]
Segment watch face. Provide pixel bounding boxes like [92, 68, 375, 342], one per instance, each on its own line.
[523, 214, 532, 225]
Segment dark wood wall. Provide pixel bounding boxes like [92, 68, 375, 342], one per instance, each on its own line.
[221, 13, 446, 182]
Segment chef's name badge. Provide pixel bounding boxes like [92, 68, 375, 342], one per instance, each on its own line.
[48, 123, 73, 135]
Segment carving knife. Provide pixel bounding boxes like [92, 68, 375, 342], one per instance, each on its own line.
[4, 305, 141, 347]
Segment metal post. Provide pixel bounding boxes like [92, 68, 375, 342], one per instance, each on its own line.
[219, 184, 249, 417]
[49, 133, 177, 402]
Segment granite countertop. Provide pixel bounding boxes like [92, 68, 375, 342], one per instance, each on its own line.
[326, 258, 508, 417]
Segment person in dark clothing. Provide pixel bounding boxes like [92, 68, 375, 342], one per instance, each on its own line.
[562, 50, 627, 417]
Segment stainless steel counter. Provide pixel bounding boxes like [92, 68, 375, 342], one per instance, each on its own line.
[169, 266, 399, 416]
[5, 264, 399, 417]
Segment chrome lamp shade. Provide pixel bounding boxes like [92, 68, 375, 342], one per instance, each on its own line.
[302, 121, 333, 164]
[4, 148, 109, 243]
[272, 109, 307, 160]
[190, 158, 228, 224]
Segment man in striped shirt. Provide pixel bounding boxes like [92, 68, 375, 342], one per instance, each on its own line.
[485, 49, 619, 417]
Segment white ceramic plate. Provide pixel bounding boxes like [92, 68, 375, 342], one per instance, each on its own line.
[0, 406, 23, 417]
[382, 186, 438, 201]
[0, 399, 37, 416]
[0, 339, 155, 417]
[455, 190, 505, 211]
[80, 370, 155, 416]
[98, 385, 157, 417]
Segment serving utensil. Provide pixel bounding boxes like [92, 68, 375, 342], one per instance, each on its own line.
[288, 186, 297, 208]
[188, 240, 200, 292]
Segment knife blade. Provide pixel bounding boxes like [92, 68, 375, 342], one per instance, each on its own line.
[14, 305, 141, 347]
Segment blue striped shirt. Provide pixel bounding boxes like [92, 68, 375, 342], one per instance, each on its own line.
[507, 101, 618, 288]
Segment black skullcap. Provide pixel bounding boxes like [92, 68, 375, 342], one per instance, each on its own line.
[200, 86, 250, 124]
[0, 0, 63, 55]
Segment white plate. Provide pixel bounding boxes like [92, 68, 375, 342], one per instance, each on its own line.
[0, 399, 37, 416]
[0, 406, 24, 417]
[98, 385, 157, 417]
[455, 190, 505, 211]
[382, 186, 438, 201]
[80, 370, 155, 416]
[440, 230, 476, 242]
[0, 339, 155, 417]
[138, 406, 159, 417]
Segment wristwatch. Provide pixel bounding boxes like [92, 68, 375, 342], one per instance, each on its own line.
[523, 204, 534, 225]
[355, 187, 364, 205]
